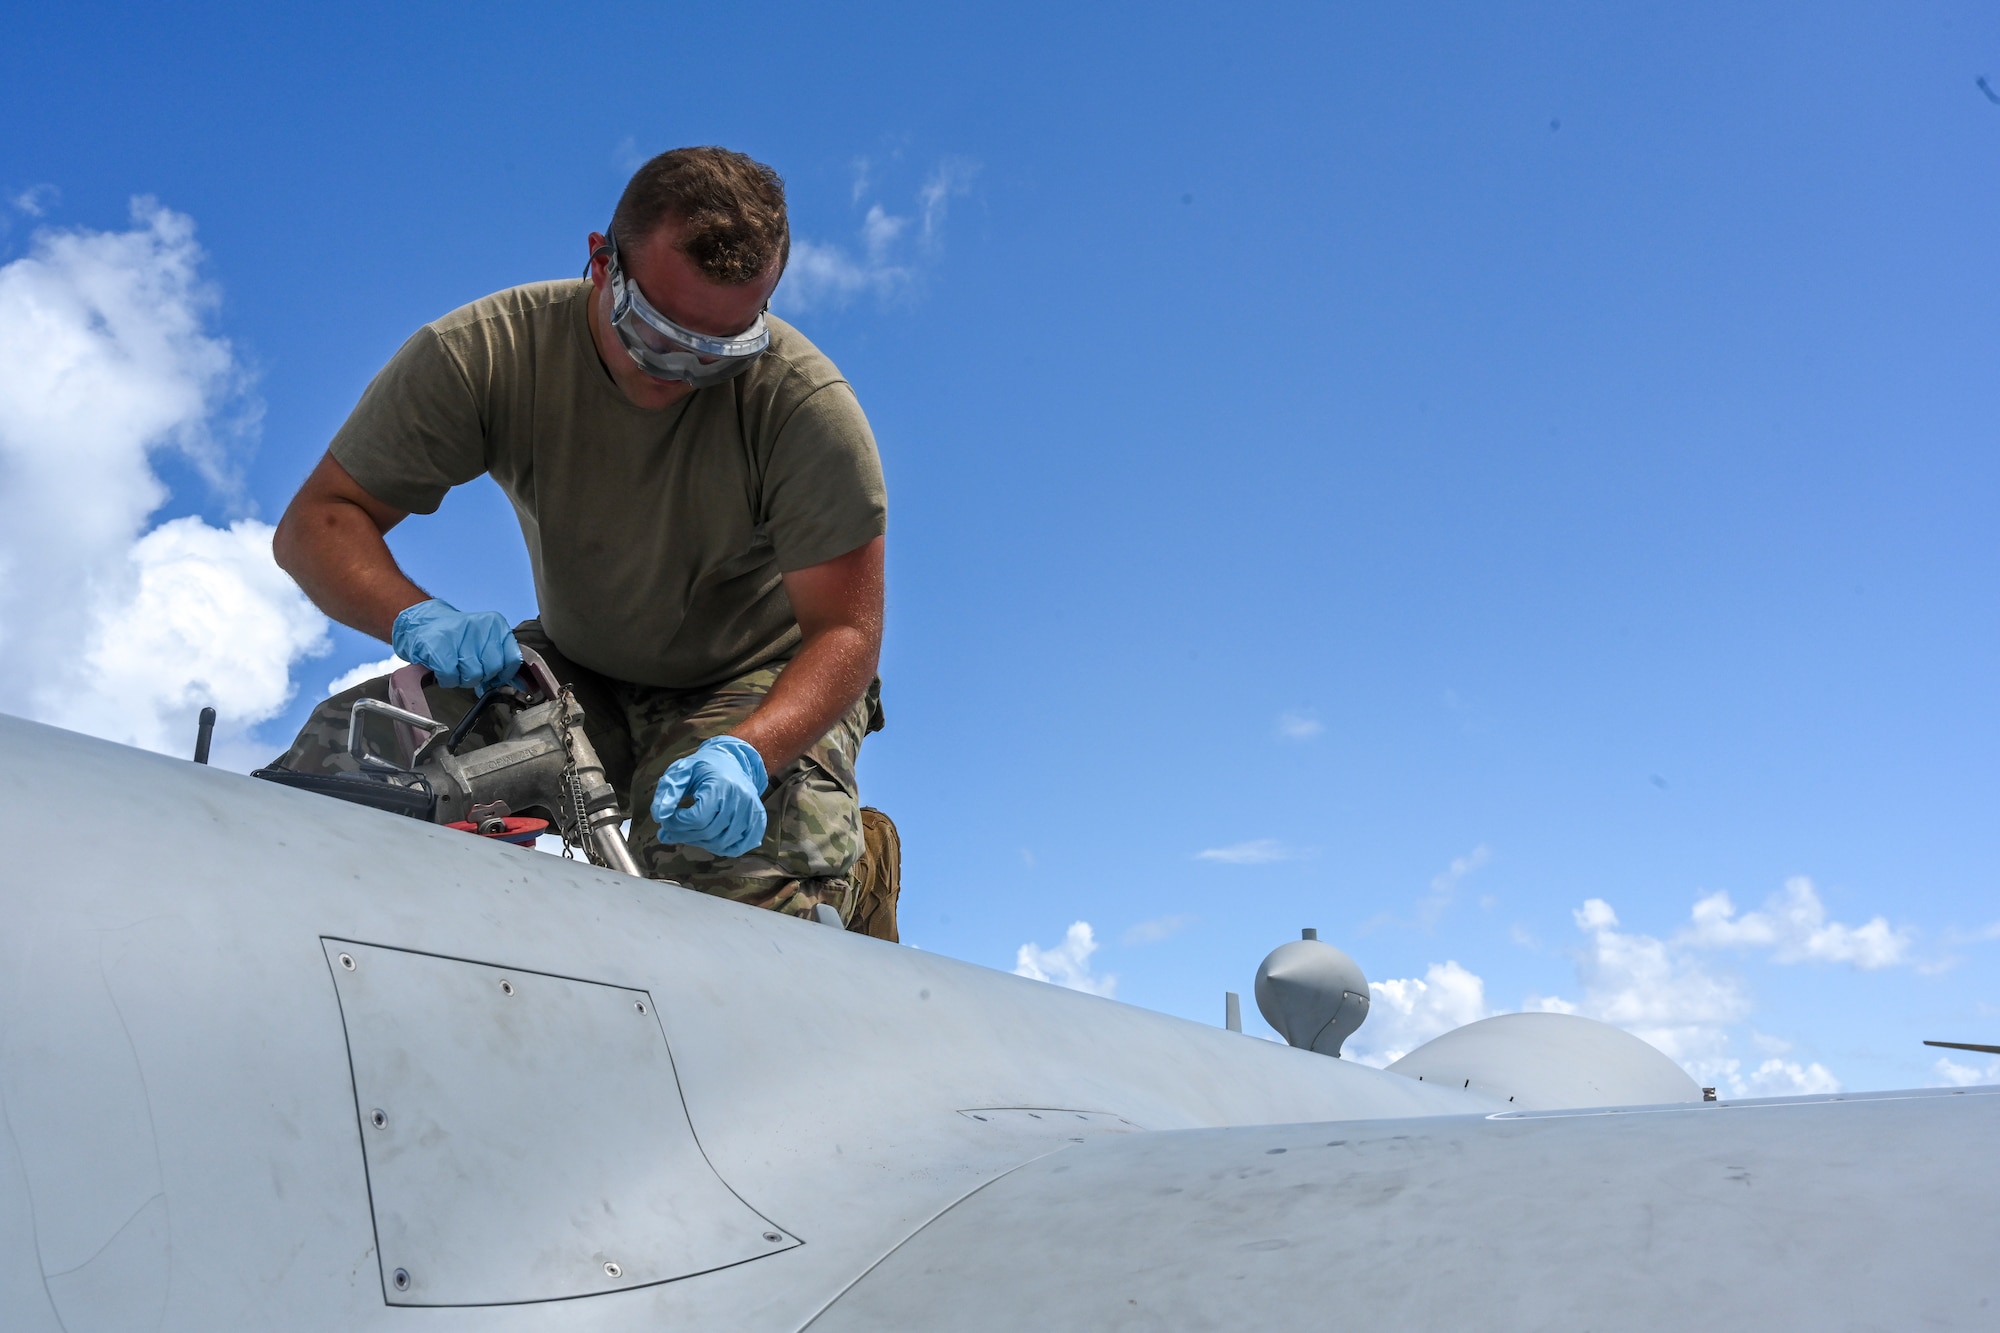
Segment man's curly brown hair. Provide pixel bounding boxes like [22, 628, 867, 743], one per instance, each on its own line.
[610, 147, 789, 285]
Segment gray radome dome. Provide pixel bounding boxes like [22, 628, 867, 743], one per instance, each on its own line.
[1254, 938, 1369, 1057]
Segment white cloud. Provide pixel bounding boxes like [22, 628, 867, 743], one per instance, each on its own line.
[1417, 844, 1490, 928]
[1933, 1055, 2000, 1087]
[1531, 896, 1842, 1098]
[1122, 914, 1195, 946]
[611, 136, 647, 173]
[1740, 1058, 1840, 1096]
[781, 239, 909, 309]
[1275, 709, 1322, 740]
[12, 184, 59, 217]
[44, 517, 328, 766]
[1341, 887, 1872, 1096]
[1014, 921, 1116, 997]
[1347, 960, 1491, 1068]
[916, 159, 977, 246]
[860, 204, 907, 259]
[1532, 897, 1750, 1074]
[1195, 838, 1297, 865]
[0, 199, 330, 769]
[775, 157, 976, 313]
[1683, 876, 1910, 969]
[328, 653, 406, 696]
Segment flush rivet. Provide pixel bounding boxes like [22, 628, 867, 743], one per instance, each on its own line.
[499, 979, 515, 996]
[392, 1268, 410, 1291]
[634, 1000, 647, 1014]
[338, 953, 356, 971]
[604, 1261, 622, 1278]
[763, 1231, 783, 1243]
[370, 1108, 388, 1130]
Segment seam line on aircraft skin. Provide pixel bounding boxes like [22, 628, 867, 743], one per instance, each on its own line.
[1485, 1087, 2000, 1121]
[319, 934, 652, 995]
[0, 1087, 67, 1327]
[320, 935, 804, 1240]
[319, 937, 803, 1308]
[40, 1192, 165, 1279]
[790, 1144, 1077, 1332]
[97, 933, 174, 1330]
[639, 981, 802, 1252]
[320, 940, 392, 1306]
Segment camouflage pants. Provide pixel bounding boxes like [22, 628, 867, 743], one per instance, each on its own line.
[271, 620, 881, 920]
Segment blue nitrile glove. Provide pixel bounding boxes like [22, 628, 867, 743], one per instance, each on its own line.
[390, 599, 522, 694]
[651, 736, 769, 857]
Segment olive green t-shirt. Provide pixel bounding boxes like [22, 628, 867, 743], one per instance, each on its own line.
[328, 280, 887, 689]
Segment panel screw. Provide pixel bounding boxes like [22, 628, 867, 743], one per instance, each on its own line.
[392, 1268, 410, 1291]
[370, 1108, 388, 1130]
[338, 953, 356, 971]
[634, 1000, 647, 1014]
[499, 979, 514, 996]
[762, 1231, 783, 1243]
[603, 1261, 622, 1278]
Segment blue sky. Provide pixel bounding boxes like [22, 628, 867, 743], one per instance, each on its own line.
[3, 2, 1996, 1093]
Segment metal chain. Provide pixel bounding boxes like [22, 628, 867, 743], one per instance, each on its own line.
[551, 685, 589, 862]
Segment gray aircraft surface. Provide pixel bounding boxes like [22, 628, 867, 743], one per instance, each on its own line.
[1, 710, 1994, 1330]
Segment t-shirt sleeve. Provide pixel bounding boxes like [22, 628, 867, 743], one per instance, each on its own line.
[761, 381, 889, 571]
[327, 326, 488, 515]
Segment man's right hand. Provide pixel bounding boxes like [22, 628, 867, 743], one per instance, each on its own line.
[391, 599, 522, 693]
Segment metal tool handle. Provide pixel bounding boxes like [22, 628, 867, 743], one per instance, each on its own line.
[348, 699, 447, 771]
[515, 646, 564, 704]
[439, 686, 509, 757]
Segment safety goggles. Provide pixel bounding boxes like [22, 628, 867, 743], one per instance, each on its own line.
[592, 240, 770, 388]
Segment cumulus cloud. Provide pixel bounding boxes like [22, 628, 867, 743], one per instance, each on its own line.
[1683, 876, 1911, 969]
[1739, 1059, 1841, 1096]
[1559, 897, 1751, 1064]
[1195, 838, 1299, 865]
[1346, 961, 1491, 1068]
[1933, 1055, 2000, 1087]
[0, 199, 330, 768]
[1531, 896, 1839, 1097]
[776, 158, 977, 312]
[43, 517, 329, 762]
[1343, 882, 1886, 1094]
[1275, 709, 1323, 740]
[1014, 921, 1116, 997]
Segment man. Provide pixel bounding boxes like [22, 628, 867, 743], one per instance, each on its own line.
[271, 147, 891, 928]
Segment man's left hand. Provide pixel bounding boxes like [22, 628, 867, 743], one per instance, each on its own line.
[651, 736, 769, 857]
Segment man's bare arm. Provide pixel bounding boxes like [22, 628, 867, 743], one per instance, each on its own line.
[272, 452, 427, 642]
[731, 536, 885, 774]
